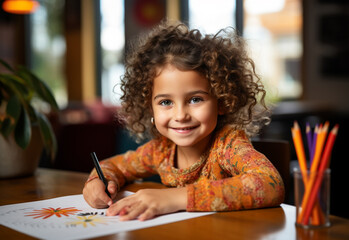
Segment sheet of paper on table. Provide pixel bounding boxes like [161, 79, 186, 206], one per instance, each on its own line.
[0, 191, 214, 240]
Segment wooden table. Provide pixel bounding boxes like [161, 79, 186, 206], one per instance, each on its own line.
[1, 168, 349, 240]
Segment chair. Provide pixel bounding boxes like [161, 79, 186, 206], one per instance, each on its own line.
[252, 139, 291, 203]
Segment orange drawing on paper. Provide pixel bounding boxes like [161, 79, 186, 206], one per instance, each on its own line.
[25, 207, 81, 219]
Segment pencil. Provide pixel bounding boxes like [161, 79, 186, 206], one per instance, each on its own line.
[306, 123, 313, 162]
[301, 124, 339, 225]
[310, 125, 318, 166]
[293, 122, 321, 225]
[292, 122, 308, 181]
[310, 122, 329, 173]
[90, 152, 111, 198]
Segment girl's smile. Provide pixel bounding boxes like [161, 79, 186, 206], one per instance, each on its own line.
[151, 64, 219, 156]
[169, 125, 200, 137]
[170, 125, 199, 133]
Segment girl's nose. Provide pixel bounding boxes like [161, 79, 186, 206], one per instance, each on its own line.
[174, 105, 189, 122]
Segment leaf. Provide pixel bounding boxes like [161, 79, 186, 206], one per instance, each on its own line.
[0, 117, 14, 137]
[1, 72, 28, 86]
[18, 67, 59, 111]
[6, 95, 21, 123]
[1, 59, 58, 152]
[1, 75, 37, 122]
[37, 112, 57, 160]
[14, 106, 31, 149]
[0, 59, 15, 72]
[0, 74, 31, 102]
[0, 95, 21, 138]
[15, 68, 35, 92]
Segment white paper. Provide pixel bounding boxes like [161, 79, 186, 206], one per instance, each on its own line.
[0, 192, 214, 240]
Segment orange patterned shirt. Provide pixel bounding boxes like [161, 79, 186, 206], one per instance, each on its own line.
[87, 125, 285, 211]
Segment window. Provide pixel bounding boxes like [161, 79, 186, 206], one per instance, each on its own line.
[189, 0, 236, 34]
[30, 0, 67, 107]
[100, 0, 125, 105]
[188, 0, 303, 102]
[28, 0, 302, 107]
[243, 0, 302, 101]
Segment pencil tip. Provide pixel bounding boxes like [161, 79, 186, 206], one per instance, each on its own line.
[332, 124, 339, 134]
[314, 125, 319, 132]
[294, 121, 300, 129]
[306, 124, 310, 132]
[324, 121, 330, 129]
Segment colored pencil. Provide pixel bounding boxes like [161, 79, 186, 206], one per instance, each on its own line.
[310, 125, 318, 166]
[306, 123, 313, 164]
[294, 121, 337, 225]
[300, 125, 339, 225]
[310, 122, 329, 173]
[292, 122, 323, 224]
[293, 122, 314, 224]
[296, 122, 328, 224]
[292, 122, 308, 181]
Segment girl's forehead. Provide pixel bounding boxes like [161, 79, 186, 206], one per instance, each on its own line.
[152, 66, 210, 93]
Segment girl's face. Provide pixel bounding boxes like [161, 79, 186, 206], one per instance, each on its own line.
[151, 65, 219, 150]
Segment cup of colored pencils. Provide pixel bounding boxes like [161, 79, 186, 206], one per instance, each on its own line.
[291, 121, 339, 228]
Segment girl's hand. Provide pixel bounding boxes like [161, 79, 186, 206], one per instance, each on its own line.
[83, 178, 117, 208]
[106, 187, 187, 221]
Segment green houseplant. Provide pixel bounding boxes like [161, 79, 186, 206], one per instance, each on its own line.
[0, 59, 59, 178]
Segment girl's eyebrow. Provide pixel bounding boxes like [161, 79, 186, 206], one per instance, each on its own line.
[153, 94, 171, 101]
[153, 90, 209, 101]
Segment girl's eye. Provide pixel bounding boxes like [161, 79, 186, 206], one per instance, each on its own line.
[189, 97, 203, 104]
[159, 100, 173, 106]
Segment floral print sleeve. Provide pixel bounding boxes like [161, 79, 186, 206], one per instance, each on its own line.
[186, 128, 285, 211]
[86, 139, 170, 191]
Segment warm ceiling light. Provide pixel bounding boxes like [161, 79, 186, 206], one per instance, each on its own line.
[2, 0, 39, 14]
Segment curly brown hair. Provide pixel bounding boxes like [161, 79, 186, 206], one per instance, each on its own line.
[119, 21, 270, 142]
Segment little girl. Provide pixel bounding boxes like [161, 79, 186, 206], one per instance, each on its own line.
[83, 21, 284, 221]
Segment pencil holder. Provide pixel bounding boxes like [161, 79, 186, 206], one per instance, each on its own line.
[294, 168, 331, 228]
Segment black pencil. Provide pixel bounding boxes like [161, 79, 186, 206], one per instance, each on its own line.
[90, 152, 111, 198]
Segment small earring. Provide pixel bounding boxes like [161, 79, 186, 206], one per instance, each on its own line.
[151, 117, 154, 125]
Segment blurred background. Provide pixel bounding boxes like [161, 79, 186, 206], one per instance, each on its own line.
[1, 0, 348, 218]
